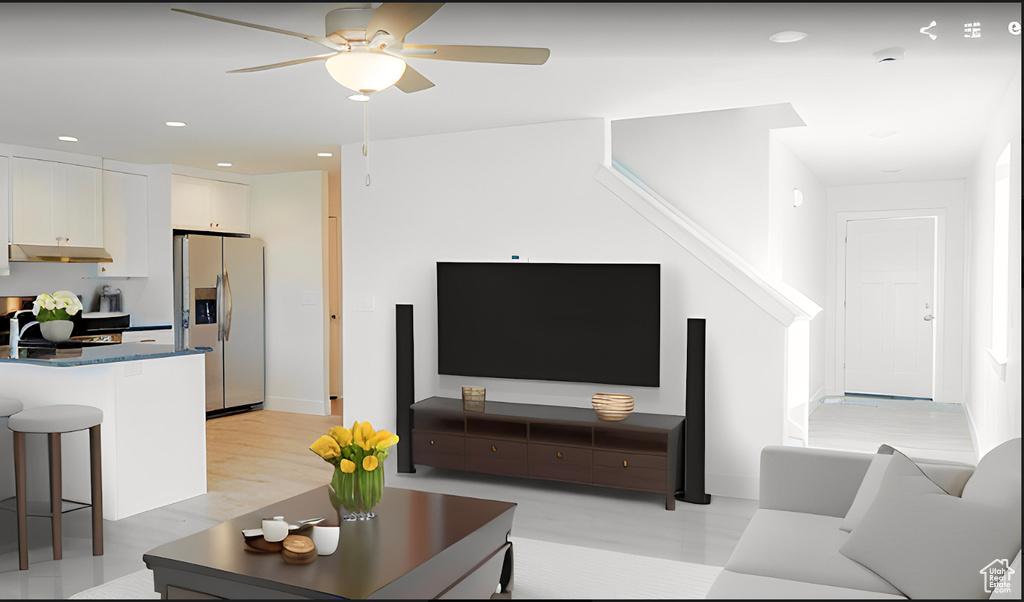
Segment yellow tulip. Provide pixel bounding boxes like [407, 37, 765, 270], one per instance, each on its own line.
[329, 426, 352, 448]
[309, 435, 340, 461]
[372, 431, 400, 451]
[363, 455, 379, 471]
[354, 421, 376, 450]
[340, 458, 356, 474]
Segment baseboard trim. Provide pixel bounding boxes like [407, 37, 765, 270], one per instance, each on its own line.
[264, 396, 328, 416]
[707, 472, 758, 501]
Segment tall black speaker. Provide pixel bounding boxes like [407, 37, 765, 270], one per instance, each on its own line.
[396, 304, 415, 473]
[679, 317, 710, 504]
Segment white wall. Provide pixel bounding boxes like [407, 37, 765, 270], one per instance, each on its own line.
[342, 119, 787, 499]
[769, 137, 828, 409]
[250, 170, 330, 415]
[610, 104, 803, 275]
[964, 71, 1022, 456]
[825, 180, 967, 405]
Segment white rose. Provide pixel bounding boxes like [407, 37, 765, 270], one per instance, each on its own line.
[52, 291, 83, 316]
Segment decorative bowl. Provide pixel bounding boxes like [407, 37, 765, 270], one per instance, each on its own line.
[591, 393, 634, 421]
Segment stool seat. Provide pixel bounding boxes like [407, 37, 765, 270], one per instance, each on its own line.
[8, 405, 103, 434]
[0, 397, 23, 417]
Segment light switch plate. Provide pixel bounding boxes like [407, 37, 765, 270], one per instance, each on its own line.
[352, 296, 375, 312]
[301, 291, 317, 306]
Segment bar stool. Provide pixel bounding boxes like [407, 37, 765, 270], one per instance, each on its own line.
[8, 404, 103, 570]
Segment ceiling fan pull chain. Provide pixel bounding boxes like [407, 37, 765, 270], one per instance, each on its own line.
[363, 97, 371, 186]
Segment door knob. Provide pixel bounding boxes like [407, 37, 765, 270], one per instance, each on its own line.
[924, 314, 935, 321]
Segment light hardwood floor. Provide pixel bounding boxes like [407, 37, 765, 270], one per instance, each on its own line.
[0, 408, 757, 598]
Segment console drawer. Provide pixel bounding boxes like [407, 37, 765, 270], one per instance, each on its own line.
[593, 450, 666, 492]
[464, 437, 528, 478]
[528, 443, 593, 484]
[413, 431, 465, 471]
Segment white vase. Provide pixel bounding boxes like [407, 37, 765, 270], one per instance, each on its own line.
[40, 320, 74, 343]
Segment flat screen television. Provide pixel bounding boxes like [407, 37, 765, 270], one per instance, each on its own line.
[437, 262, 660, 387]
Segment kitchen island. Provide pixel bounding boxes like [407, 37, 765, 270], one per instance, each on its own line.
[0, 344, 208, 520]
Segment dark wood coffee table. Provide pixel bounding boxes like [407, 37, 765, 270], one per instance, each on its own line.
[143, 486, 516, 599]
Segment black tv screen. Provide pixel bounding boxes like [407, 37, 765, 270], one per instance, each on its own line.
[437, 262, 660, 387]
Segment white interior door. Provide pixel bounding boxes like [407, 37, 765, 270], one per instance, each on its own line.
[844, 217, 935, 398]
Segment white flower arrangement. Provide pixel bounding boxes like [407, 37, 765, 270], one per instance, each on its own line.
[32, 291, 84, 322]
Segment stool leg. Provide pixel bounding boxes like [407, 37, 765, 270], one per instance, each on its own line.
[49, 432, 62, 561]
[14, 431, 28, 571]
[90, 425, 103, 556]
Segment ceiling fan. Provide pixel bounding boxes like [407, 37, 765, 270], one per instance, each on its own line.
[172, 2, 551, 95]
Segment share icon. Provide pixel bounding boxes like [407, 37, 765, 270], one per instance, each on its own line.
[920, 20, 938, 40]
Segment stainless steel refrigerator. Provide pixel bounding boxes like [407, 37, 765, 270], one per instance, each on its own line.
[173, 233, 265, 413]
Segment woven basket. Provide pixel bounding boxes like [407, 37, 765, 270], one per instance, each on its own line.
[591, 394, 634, 421]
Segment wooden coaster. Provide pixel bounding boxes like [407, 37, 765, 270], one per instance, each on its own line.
[282, 534, 315, 555]
[281, 535, 317, 564]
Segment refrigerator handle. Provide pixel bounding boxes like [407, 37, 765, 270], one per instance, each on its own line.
[224, 269, 234, 342]
[216, 273, 224, 341]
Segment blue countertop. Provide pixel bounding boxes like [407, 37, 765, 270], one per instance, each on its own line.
[0, 343, 208, 367]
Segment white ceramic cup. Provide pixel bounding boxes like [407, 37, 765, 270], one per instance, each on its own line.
[262, 516, 289, 543]
[311, 525, 340, 556]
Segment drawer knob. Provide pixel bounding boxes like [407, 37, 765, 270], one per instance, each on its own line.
[491, 445, 497, 453]
[623, 460, 628, 468]
[556, 451, 563, 459]
[430, 440, 435, 445]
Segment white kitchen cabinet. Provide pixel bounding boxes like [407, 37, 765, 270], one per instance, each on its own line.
[95, 170, 148, 278]
[171, 174, 249, 234]
[121, 328, 174, 344]
[12, 157, 103, 247]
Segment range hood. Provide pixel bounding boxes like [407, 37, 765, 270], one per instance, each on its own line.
[9, 243, 112, 263]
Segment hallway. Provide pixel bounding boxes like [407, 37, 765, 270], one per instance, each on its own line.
[808, 396, 976, 464]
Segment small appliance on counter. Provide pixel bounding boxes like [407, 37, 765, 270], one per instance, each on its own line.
[99, 285, 123, 313]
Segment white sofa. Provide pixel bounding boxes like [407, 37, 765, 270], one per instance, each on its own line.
[708, 438, 1022, 599]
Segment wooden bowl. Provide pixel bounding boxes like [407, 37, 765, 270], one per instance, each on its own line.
[591, 394, 634, 421]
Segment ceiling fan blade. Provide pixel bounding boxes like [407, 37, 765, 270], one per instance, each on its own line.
[365, 3, 445, 43]
[171, 8, 347, 51]
[394, 64, 435, 93]
[401, 44, 549, 65]
[226, 53, 339, 74]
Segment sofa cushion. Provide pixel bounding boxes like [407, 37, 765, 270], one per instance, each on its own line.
[707, 569, 906, 599]
[840, 444, 975, 533]
[724, 509, 903, 595]
[839, 447, 893, 532]
[840, 440, 1022, 600]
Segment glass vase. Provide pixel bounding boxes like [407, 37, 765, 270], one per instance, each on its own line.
[328, 464, 384, 521]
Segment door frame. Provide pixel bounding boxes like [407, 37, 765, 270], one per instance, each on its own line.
[834, 208, 946, 401]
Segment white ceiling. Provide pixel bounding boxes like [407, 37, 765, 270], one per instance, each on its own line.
[0, 3, 1019, 186]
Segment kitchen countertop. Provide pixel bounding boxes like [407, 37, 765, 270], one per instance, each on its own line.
[0, 343, 208, 367]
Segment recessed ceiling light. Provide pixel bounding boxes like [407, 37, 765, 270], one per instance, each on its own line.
[348, 93, 370, 102]
[882, 166, 903, 173]
[317, 152, 333, 157]
[58, 136, 78, 143]
[869, 130, 898, 139]
[217, 162, 232, 168]
[769, 31, 808, 43]
[165, 121, 187, 127]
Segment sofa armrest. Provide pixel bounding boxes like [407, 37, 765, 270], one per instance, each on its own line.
[758, 446, 874, 517]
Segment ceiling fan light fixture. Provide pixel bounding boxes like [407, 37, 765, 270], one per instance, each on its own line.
[325, 51, 407, 93]
[769, 31, 808, 43]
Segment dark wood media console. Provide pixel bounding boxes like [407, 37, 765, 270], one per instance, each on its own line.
[410, 396, 685, 510]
